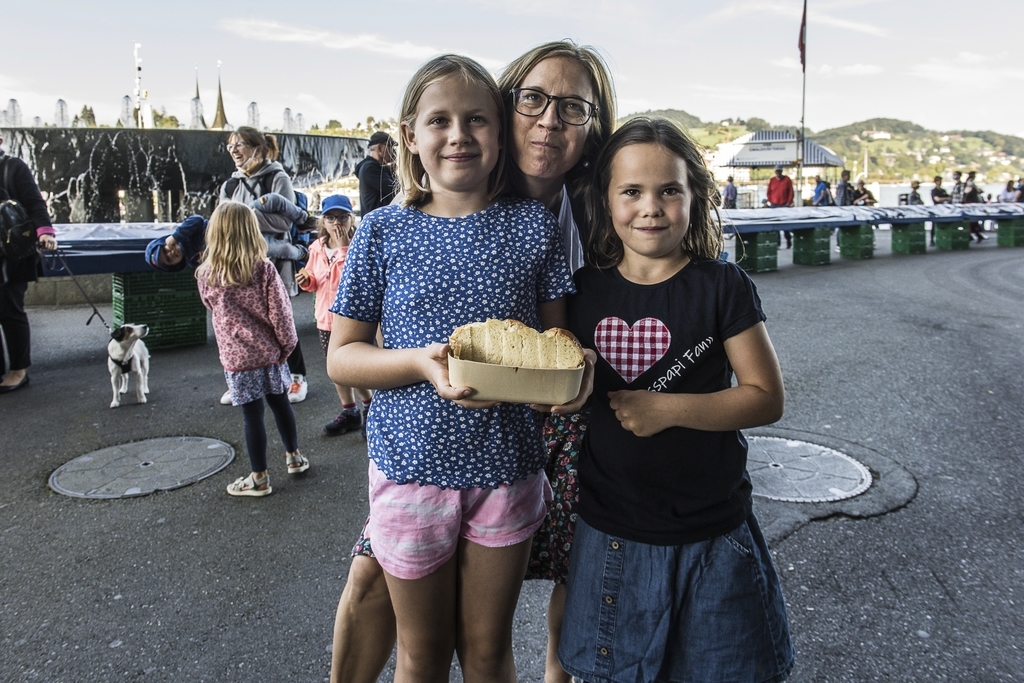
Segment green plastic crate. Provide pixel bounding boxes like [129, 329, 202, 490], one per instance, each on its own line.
[112, 272, 208, 350]
[891, 223, 927, 255]
[792, 227, 832, 265]
[738, 232, 778, 273]
[838, 224, 874, 259]
[997, 219, 1024, 247]
[934, 223, 970, 251]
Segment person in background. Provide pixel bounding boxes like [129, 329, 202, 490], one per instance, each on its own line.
[0, 135, 57, 394]
[930, 175, 950, 246]
[835, 170, 852, 206]
[295, 194, 373, 437]
[766, 164, 794, 248]
[197, 202, 307, 497]
[1014, 178, 1024, 202]
[999, 180, 1017, 203]
[852, 180, 876, 206]
[950, 170, 965, 204]
[963, 171, 985, 242]
[145, 215, 207, 272]
[908, 180, 924, 205]
[812, 174, 833, 206]
[219, 127, 309, 404]
[722, 175, 738, 209]
[355, 132, 398, 216]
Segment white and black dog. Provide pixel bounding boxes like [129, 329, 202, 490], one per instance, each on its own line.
[108, 324, 150, 408]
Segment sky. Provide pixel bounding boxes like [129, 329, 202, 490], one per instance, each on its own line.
[4, 1, 1023, 138]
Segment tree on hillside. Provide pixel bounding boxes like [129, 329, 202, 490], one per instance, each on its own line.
[74, 105, 97, 127]
[152, 107, 180, 129]
[619, 108, 704, 130]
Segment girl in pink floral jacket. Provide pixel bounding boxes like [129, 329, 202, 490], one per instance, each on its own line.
[197, 202, 307, 497]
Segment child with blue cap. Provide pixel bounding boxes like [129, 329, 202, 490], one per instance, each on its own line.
[296, 194, 372, 436]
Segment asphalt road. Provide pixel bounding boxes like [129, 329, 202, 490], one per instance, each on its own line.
[1, 231, 1021, 682]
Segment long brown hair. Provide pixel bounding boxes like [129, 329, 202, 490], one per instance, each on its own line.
[497, 40, 617, 190]
[197, 202, 268, 287]
[397, 54, 507, 207]
[587, 117, 723, 268]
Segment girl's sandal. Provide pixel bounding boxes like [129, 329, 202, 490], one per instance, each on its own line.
[226, 473, 272, 497]
[286, 452, 309, 474]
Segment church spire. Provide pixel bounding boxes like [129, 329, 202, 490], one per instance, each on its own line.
[211, 61, 229, 130]
[191, 66, 208, 130]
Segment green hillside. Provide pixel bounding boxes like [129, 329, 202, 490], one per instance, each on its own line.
[622, 109, 1024, 183]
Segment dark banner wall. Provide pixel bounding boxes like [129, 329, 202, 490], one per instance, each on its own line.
[0, 128, 367, 224]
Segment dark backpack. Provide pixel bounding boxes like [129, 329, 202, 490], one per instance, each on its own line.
[0, 158, 37, 261]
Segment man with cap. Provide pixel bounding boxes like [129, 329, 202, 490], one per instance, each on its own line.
[355, 132, 397, 216]
[767, 164, 795, 248]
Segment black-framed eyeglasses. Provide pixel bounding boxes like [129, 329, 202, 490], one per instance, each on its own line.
[510, 88, 598, 126]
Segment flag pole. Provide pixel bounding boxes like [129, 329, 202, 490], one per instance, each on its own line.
[798, 0, 807, 204]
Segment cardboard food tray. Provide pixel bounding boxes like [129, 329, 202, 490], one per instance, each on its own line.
[448, 355, 584, 405]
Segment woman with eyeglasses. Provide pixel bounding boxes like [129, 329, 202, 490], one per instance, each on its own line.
[328, 41, 617, 683]
[219, 126, 310, 404]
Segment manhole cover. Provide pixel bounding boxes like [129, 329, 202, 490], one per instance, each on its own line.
[49, 437, 235, 499]
[747, 436, 872, 503]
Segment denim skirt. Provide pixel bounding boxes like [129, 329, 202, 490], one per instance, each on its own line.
[559, 514, 794, 683]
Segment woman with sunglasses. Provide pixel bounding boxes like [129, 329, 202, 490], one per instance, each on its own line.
[328, 41, 616, 683]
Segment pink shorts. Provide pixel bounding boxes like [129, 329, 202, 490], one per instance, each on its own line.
[367, 461, 552, 580]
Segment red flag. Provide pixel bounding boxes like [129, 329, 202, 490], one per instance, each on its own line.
[798, 0, 807, 72]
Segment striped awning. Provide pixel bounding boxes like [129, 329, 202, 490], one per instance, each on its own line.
[712, 131, 844, 168]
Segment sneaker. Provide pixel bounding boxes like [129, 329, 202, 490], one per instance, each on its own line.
[288, 374, 308, 403]
[220, 389, 232, 405]
[323, 410, 361, 436]
[360, 406, 369, 440]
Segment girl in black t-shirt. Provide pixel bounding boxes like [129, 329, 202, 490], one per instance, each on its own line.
[559, 118, 794, 683]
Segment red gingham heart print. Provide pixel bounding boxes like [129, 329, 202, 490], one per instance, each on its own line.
[594, 317, 672, 384]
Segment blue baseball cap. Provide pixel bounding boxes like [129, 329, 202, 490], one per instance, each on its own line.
[321, 195, 354, 215]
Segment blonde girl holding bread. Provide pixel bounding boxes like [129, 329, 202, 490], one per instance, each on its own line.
[327, 54, 593, 683]
[197, 202, 307, 497]
[296, 194, 373, 437]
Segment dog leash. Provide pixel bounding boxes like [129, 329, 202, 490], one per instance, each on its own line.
[41, 248, 111, 331]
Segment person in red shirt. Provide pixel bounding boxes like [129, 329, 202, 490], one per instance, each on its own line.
[766, 164, 795, 248]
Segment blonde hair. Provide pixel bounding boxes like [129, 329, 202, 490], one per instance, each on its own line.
[197, 202, 268, 287]
[397, 54, 507, 207]
[497, 40, 617, 188]
[588, 118, 723, 268]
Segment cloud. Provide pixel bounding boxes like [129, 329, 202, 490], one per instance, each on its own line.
[771, 58, 880, 76]
[220, 18, 504, 69]
[836, 64, 882, 76]
[772, 57, 801, 70]
[908, 52, 1024, 87]
[703, 1, 888, 37]
[687, 84, 799, 105]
